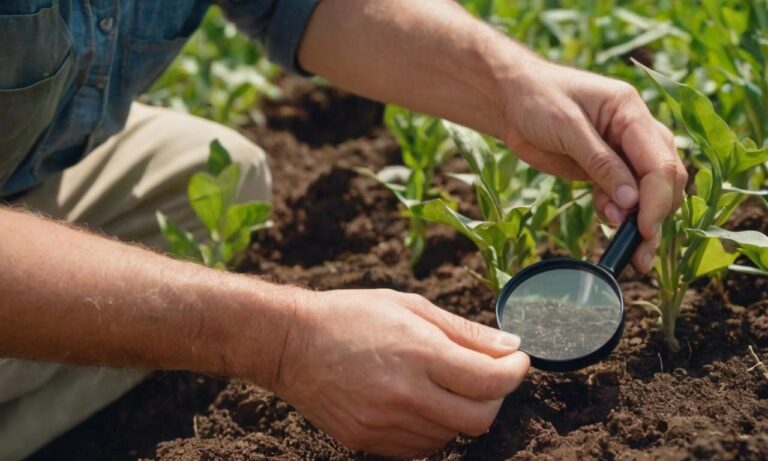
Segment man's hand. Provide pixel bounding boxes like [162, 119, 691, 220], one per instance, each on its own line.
[495, 57, 687, 273]
[271, 289, 530, 458]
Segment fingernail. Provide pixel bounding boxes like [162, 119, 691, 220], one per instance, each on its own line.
[643, 251, 655, 272]
[615, 185, 638, 209]
[605, 203, 623, 227]
[496, 332, 521, 349]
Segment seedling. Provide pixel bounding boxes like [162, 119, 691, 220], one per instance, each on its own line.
[637, 62, 768, 349]
[363, 107, 454, 266]
[405, 122, 554, 293]
[156, 140, 272, 269]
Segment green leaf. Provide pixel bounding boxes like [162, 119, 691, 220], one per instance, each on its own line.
[687, 236, 738, 277]
[497, 206, 530, 239]
[635, 61, 737, 177]
[691, 227, 768, 270]
[732, 143, 768, 175]
[442, 121, 503, 220]
[156, 211, 204, 262]
[217, 163, 241, 209]
[695, 168, 713, 201]
[683, 195, 708, 228]
[229, 229, 253, 256]
[357, 167, 421, 208]
[410, 199, 486, 249]
[494, 268, 513, 289]
[224, 201, 271, 240]
[188, 172, 223, 234]
[208, 139, 233, 176]
[406, 169, 426, 202]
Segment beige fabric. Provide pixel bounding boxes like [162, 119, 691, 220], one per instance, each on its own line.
[0, 103, 271, 461]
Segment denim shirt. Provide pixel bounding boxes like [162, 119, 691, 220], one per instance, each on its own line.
[0, 0, 317, 197]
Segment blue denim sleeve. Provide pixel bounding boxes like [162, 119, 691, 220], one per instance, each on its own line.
[215, 0, 318, 75]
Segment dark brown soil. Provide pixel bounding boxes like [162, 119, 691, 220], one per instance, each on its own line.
[29, 78, 768, 461]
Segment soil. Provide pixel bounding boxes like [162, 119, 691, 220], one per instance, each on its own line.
[502, 300, 620, 361]
[29, 78, 768, 461]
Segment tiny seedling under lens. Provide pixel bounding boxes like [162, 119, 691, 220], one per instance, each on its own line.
[156, 139, 272, 269]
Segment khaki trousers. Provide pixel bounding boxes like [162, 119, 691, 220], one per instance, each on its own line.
[0, 103, 271, 461]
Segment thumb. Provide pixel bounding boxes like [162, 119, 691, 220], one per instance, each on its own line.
[401, 293, 521, 358]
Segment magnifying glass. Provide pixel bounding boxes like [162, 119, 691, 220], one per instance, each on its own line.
[496, 213, 642, 372]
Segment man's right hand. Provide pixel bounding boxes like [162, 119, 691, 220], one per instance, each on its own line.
[271, 288, 530, 458]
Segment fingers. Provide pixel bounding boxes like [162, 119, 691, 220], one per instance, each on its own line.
[416, 382, 505, 437]
[564, 109, 639, 211]
[631, 239, 657, 274]
[507, 141, 590, 181]
[594, 187, 627, 227]
[427, 345, 530, 400]
[608, 91, 687, 241]
[401, 293, 521, 358]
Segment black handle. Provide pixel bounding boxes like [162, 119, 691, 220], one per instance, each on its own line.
[597, 211, 642, 277]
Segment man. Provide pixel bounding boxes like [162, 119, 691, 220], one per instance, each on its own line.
[0, 0, 686, 459]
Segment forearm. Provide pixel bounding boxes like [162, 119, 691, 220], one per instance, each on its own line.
[298, 0, 536, 139]
[0, 206, 297, 389]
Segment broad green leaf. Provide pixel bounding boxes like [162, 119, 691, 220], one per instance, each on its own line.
[208, 139, 233, 176]
[691, 227, 768, 270]
[497, 206, 530, 239]
[695, 168, 713, 201]
[683, 195, 708, 228]
[410, 199, 485, 248]
[688, 236, 738, 277]
[156, 211, 203, 262]
[217, 163, 241, 210]
[224, 201, 271, 240]
[473, 222, 507, 253]
[188, 172, 223, 234]
[494, 268, 513, 289]
[635, 61, 737, 176]
[732, 143, 768, 175]
[229, 229, 253, 256]
[442, 121, 503, 219]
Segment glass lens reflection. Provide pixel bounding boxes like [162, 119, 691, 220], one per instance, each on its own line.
[500, 268, 621, 361]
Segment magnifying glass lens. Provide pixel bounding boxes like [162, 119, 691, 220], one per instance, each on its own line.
[499, 268, 622, 361]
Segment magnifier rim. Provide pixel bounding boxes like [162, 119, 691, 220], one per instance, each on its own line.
[496, 257, 625, 372]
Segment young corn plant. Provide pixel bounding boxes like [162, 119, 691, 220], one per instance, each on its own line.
[363, 106, 454, 266]
[638, 62, 768, 350]
[156, 140, 272, 269]
[404, 122, 553, 293]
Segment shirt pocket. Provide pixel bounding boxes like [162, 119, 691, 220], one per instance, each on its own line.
[0, 3, 74, 188]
